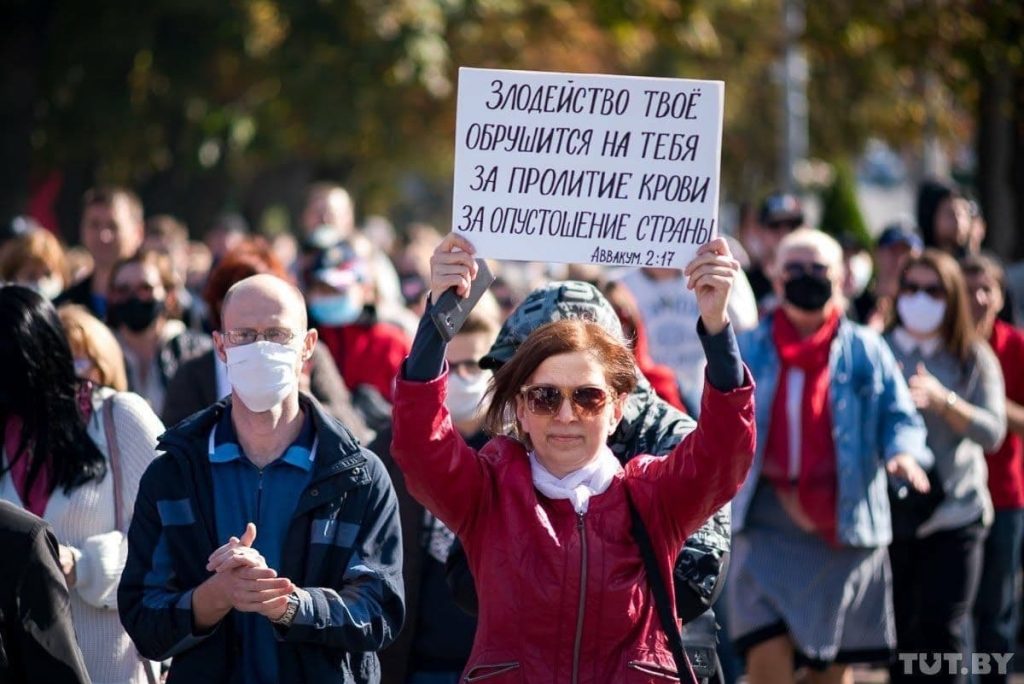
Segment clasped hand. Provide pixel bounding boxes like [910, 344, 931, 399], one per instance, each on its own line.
[205, 523, 293, 621]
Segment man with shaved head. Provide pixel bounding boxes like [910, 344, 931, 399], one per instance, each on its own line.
[120, 273, 404, 683]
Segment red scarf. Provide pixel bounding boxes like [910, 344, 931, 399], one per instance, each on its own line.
[763, 308, 841, 543]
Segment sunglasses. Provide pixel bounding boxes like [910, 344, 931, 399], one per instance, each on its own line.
[782, 261, 829, 279]
[899, 281, 944, 299]
[765, 219, 801, 232]
[519, 384, 612, 417]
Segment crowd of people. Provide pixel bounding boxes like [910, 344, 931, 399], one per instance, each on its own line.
[0, 178, 1020, 684]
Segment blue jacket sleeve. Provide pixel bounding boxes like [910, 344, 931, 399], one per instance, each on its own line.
[277, 459, 405, 651]
[404, 299, 447, 382]
[117, 464, 216, 660]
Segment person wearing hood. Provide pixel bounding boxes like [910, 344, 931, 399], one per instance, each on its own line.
[107, 249, 213, 416]
[885, 248, 1006, 684]
[380, 291, 501, 684]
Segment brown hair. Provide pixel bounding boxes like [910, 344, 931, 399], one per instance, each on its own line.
[58, 304, 128, 391]
[83, 186, 144, 225]
[109, 248, 181, 317]
[894, 248, 977, 363]
[0, 229, 69, 283]
[960, 253, 1005, 291]
[482, 319, 637, 438]
[202, 238, 289, 330]
[145, 214, 189, 246]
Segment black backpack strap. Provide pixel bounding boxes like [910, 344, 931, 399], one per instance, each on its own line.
[624, 487, 699, 684]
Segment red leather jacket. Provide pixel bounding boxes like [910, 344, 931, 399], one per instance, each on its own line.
[391, 370, 755, 683]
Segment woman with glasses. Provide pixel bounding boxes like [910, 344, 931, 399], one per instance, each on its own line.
[0, 285, 164, 683]
[728, 228, 931, 683]
[390, 233, 755, 683]
[885, 249, 1006, 684]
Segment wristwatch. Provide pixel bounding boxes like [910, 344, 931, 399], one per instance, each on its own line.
[272, 592, 299, 627]
[945, 391, 959, 412]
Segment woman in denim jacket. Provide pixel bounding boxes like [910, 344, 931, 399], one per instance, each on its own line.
[728, 228, 931, 683]
[886, 249, 1006, 684]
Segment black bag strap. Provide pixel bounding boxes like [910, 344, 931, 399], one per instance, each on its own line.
[624, 487, 699, 684]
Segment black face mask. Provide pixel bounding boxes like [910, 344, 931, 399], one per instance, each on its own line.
[784, 273, 833, 312]
[108, 297, 163, 332]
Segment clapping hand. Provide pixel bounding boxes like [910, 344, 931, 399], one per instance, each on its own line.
[206, 523, 294, 621]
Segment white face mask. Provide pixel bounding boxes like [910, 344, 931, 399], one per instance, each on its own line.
[897, 292, 947, 336]
[18, 276, 63, 301]
[224, 341, 300, 412]
[446, 370, 491, 423]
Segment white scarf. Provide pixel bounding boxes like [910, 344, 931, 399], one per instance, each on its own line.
[529, 446, 622, 514]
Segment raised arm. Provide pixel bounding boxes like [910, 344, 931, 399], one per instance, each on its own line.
[391, 233, 491, 534]
[626, 239, 755, 547]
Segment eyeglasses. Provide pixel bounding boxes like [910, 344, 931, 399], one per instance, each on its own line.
[765, 219, 801, 232]
[782, 261, 829, 279]
[449, 359, 483, 379]
[221, 327, 302, 347]
[519, 384, 611, 418]
[899, 281, 944, 299]
[111, 282, 157, 299]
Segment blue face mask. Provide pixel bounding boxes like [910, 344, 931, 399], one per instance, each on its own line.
[309, 293, 362, 326]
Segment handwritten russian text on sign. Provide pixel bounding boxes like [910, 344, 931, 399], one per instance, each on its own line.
[451, 67, 724, 269]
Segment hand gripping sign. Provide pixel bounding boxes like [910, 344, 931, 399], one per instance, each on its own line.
[451, 67, 724, 270]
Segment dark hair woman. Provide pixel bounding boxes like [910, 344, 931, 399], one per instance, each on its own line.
[0, 284, 164, 683]
[885, 249, 1007, 684]
[391, 233, 755, 683]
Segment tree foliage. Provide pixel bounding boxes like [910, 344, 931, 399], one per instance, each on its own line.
[4, 0, 1022, 249]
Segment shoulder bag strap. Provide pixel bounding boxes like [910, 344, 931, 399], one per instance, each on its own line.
[101, 397, 159, 684]
[101, 397, 124, 531]
[623, 486, 699, 684]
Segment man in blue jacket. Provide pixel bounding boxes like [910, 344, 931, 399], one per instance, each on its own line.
[119, 274, 404, 683]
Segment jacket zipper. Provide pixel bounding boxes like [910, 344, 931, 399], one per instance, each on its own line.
[255, 467, 265, 520]
[571, 512, 587, 684]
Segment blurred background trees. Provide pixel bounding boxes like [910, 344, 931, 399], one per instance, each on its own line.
[2, 0, 1021, 256]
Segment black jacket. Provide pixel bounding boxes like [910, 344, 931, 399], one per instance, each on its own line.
[54, 275, 101, 317]
[0, 501, 91, 684]
[118, 394, 404, 683]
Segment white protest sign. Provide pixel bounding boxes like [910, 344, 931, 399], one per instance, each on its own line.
[451, 67, 723, 269]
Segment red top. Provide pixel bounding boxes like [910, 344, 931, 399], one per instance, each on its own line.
[763, 309, 840, 543]
[318, 321, 411, 402]
[986, 320, 1024, 510]
[4, 416, 55, 517]
[391, 368, 755, 683]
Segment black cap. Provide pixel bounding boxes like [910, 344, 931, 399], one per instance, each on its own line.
[876, 219, 923, 251]
[759, 192, 804, 226]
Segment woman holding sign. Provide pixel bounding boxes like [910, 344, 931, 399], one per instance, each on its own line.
[391, 233, 755, 683]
